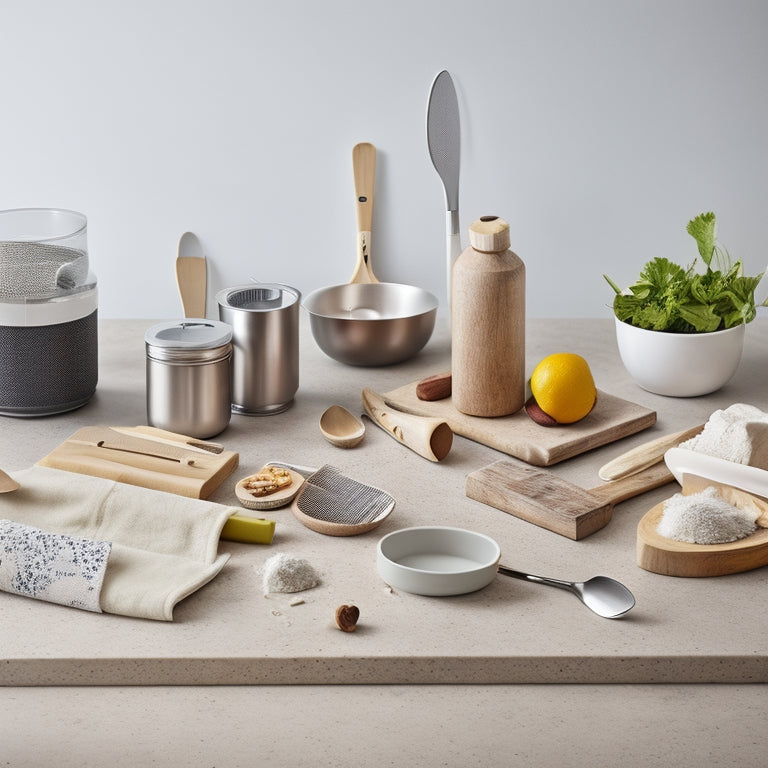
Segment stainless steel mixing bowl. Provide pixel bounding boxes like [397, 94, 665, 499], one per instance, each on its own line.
[303, 282, 438, 366]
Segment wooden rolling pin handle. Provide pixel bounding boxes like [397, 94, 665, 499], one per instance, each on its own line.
[598, 424, 704, 481]
[588, 461, 676, 506]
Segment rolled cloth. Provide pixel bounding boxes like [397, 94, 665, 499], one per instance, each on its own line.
[0, 466, 234, 620]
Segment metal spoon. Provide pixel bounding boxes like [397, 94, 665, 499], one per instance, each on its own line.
[498, 565, 635, 619]
[0, 468, 20, 493]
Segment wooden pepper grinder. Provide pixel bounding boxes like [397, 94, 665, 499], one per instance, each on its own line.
[451, 215, 525, 417]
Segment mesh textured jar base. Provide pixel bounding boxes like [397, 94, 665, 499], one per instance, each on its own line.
[0, 310, 98, 416]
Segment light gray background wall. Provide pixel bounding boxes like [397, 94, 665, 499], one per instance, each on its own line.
[2, 0, 767, 319]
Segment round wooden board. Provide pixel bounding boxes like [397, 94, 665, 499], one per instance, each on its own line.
[636, 502, 768, 577]
[235, 468, 305, 510]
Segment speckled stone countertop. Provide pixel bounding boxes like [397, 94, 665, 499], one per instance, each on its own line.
[1, 317, 767, 686]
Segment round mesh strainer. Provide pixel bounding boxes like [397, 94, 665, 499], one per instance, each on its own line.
[0, 242, 89, 298]
[224, 286, 283, 310]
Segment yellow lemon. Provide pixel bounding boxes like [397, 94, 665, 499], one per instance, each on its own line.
[529, 353, 596, 424]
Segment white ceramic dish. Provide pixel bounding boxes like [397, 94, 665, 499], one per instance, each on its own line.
[376, 526, 501, 596]
[614, 316, 745, 397]
[665, 447, 768, 499]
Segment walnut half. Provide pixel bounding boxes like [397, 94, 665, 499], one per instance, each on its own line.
[243, 465, 293, 497]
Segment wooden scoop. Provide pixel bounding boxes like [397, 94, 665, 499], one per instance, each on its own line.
[466, 459, 675, 540]
[362, 388, 452, 462]
[319, 405, 365, 448]
[0, 468, 20, 493]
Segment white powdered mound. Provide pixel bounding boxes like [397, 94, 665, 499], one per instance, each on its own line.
[658, 486, 758, 544]
[681, 404, 768, 468]
[260, 553, 321, 594]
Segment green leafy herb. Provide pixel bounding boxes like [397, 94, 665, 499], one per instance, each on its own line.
[604, 212, 765, 333]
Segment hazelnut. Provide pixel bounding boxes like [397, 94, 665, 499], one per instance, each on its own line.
[334, 604, 360, 632]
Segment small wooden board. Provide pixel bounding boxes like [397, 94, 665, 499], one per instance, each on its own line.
[37, 426, 238, 499]
[384, 384, 656, 466]
[637, 502, 768, 577]
[467, 459, 674, 540]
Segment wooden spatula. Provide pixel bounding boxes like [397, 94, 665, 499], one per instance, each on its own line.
[69, 426, 201, 465]
[175, 231, 207, 318]
[349, 143, 378, 284]
[466, 459, 675, 540]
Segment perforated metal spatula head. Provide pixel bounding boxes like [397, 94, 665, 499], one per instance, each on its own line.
[427, 70, 460, 210]
[427, 70, 461, 298]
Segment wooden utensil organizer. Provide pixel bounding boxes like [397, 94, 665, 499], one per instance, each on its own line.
[37, 426, 238, 499]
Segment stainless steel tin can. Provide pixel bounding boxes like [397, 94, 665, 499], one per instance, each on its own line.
[145, 320, 233, 438]
[216, 284, 300, 415]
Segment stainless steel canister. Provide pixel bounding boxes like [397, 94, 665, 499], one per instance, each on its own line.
[216, 284, 300, 415]
[145, 320, 233, 438]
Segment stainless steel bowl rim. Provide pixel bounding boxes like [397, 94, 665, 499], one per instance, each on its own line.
[303, 281, 438, 321]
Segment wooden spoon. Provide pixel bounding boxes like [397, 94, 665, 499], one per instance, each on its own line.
[175, 231, 207, 318]
[0, 468, 20, 493]
[320, 405, 365, 448]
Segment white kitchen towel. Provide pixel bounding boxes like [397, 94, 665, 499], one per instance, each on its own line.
[0, 519, 111, 612]
[0, 466, 234, 621]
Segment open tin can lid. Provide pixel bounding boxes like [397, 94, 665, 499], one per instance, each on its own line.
[145, 319, 233, 362]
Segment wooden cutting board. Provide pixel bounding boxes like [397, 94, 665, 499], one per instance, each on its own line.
[37, 426, 238, 499]
[384, 383, 656, 466]
[467, 459, 674, 540]
[637, 477, 768, 577]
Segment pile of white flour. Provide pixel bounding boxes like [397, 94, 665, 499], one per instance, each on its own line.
[659, 404, 768, 544]
[659, 486, 758, 544]
[680, 403, 768, 468]
[260, 553, 321, 594]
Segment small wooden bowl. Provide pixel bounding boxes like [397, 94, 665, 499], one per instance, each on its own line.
[319, 405, 365, 448]
[235, 466, 305, 511]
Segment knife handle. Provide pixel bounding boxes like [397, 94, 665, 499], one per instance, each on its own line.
[220, 514, 276, 545]
[446, 210, 461, 300]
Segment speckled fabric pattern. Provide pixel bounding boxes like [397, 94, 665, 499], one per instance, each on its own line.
[0, 518, 111, 612]
[0, 466, 234, 620]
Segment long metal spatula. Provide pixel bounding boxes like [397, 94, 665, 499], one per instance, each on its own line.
[427, 70, 461, 300]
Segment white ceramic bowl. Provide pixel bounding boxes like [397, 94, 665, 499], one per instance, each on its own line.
[376, 526, 501, 596]
[614, 316, 746, 397]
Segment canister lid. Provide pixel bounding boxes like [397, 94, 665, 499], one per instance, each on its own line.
[145, 320, 233, 351]
[216, 284, 300, 312]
